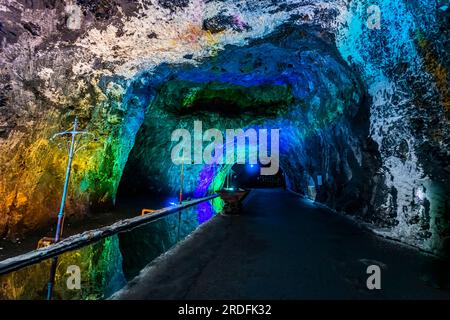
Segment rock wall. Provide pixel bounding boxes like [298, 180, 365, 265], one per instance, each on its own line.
[0, 0, 448, 254]
[336, 0, 450, 252]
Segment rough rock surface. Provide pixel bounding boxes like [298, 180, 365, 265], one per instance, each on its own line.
[0, 0, 448, 255]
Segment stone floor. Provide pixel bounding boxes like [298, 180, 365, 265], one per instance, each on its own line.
[112, 188, 450, 300]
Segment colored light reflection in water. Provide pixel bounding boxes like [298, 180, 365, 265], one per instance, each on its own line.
[211, 197, 224, 215]
[197, 201, 214, 224]
[0, 199, 220, 300]
[193, 163, 225, 214]
[194, 164, 217, 198]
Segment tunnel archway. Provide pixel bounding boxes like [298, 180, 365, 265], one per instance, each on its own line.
[114, 23, 371, 217]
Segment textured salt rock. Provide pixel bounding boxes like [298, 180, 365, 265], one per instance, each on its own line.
[335, 0, 449, 253]
[0, 0, 448, 256]
[0, 0, 348, 237]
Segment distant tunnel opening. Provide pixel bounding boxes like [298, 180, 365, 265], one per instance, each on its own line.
[230, 164, 286, 189]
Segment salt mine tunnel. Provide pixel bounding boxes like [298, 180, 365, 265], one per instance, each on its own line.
[0, 0, 449, 302]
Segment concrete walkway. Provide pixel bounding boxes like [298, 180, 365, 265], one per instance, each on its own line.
[112, 189, 450, 299]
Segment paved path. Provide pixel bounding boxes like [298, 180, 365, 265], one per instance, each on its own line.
[113, 189, 450, 299]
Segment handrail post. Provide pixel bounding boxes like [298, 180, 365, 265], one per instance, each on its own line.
[46, 117, 94, 300]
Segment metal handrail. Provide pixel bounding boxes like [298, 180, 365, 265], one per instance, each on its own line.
[0, 194, 219, 276]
